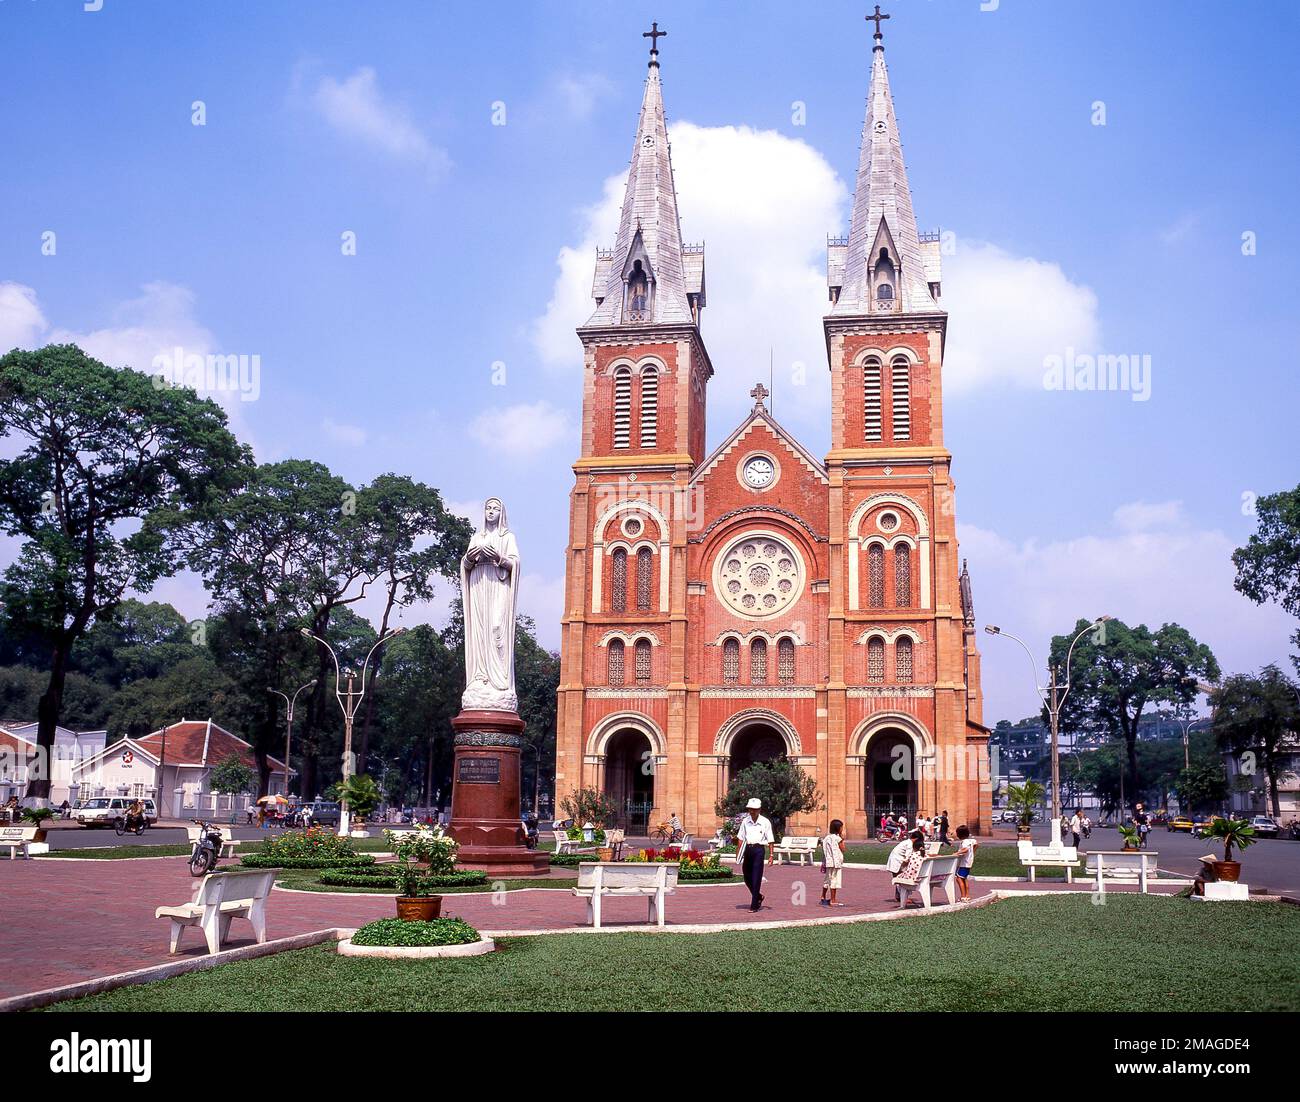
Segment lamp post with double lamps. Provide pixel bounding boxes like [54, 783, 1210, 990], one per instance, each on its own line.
[300, 626, 405, 836]
[984, 617, 1111, 826]
[267, 679, 316, 813]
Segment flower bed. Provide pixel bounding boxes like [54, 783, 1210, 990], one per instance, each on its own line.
[626, 846, 723, 871]
[240, 854, 376, 870]
[254, 826, 358, 861]
[350, 917, 482, 947]
[317, 868, 488, 890]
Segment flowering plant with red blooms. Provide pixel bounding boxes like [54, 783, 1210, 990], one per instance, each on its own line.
[626, 845, 720, 870]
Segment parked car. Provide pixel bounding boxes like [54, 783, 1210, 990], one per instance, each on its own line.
[302, 800, 341, 827]
[1249, 815, 1279, 838]
[1167, 816, 1195, 833]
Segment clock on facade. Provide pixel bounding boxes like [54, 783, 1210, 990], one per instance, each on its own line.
[741, 454, 776, 489]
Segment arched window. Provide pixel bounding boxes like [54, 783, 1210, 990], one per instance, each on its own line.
[750, 639, 769, 685]
[876, 282, 894, 301]
[891, 356, 911, 440]
[608, 640, 625, 686]
[635, 547, 653, 611]
[634, 639, 652, 685]
[896, 636, 913, 682]
[613, 367, 632, 449]
[867, 543, 885, 608]
[894, 544, 911, 607]
[777, 637, 796, 684]
[722, 638, 740, 684]
[867, 636, 885, 683]
[639, 367, 658, 448]
[611, 548, 627, 613]
[863, 357, 882, 442]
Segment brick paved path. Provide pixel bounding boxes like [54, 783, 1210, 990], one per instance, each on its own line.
[0, 856, 1181, 1001]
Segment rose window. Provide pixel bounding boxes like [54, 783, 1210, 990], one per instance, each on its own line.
[713, 532, 805, 619]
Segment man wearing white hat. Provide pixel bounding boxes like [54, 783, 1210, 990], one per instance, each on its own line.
[736, 797, 775, 912]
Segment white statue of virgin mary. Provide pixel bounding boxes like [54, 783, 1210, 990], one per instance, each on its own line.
[459, 497, 520, 712]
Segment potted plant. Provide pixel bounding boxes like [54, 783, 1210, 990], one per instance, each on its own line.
[327, 774, 382, 837]
[1202, 817, 1257, 882]
[393, 860, 442, 922]
[1006, 781, 1045, 839]
[1116, 823, 1142, 851]
[20, 805, 57, 844]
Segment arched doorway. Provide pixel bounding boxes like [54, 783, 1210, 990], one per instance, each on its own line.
[730, 723, 787, 776]
[603, 728, 655, 833]
[864, 728, 918, 826]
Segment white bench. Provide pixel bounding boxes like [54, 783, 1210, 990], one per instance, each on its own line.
[1018, 840, 1081, 883]
[155, 869, 278, 954]
[552, 829, 596, 856]
[1086, 850, 1157, 894]
[1, 825, 39, 860]
[572, 862, 679, 928]
[187, 824, 239, 859]
[896, 854, 960, 909]
[772, 835, 819, 865]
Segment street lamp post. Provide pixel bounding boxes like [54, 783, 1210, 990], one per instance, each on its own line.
[985, 617, 1111, 825]
[300, 626, 405, 836]
[268, 678, 316, 808]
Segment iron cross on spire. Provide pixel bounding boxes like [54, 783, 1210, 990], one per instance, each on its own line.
[750, 382, 769, 406]
[867, 5, 890, 39]
[643, 21, 667, 57]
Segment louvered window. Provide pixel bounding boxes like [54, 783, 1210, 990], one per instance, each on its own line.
[613, 368, 632, 448]
[891, 357, 911, 440]
[894, 545, 911, 607]
[867, 544, 885, 609]
[896, 636, 913, 682]
[639, 367, 658, 448]
[634, 639, 652, 685]
[750, 639, 769, 685]
[867, 637, 885, 683]
[608, 640, 625, 686]
[722, 638, 740, 684]
[777, 637, 796, 684]
[864, 358, 882, 441]
[635, 547, 652, 611]
[611, 548, 627, 613]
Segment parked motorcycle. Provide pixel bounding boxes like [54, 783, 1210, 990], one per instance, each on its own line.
[188, 819, 225, 877]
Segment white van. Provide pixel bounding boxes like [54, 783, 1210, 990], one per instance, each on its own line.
[76, 796, 157, 827]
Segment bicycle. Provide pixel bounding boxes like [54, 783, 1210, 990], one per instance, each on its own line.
[650, 822, 686, 845]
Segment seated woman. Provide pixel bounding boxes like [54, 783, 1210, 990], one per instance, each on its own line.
[892, 831, 928, 909]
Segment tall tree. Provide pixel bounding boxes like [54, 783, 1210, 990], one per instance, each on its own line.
[1233, 484, 1300, 674]
[0, 345, 248, 797]
[1049, 617, 1219, 801]
[1209, 665, 1300, 818]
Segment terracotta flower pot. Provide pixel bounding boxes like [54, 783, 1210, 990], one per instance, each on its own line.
[33, 827, 48, 844]
[395, 896, 443, 921]
[1213, 860, 1241, 882]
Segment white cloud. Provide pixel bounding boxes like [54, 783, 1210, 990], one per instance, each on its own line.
[942, 240, 1100, 393]
[0, 282, 47, 352]
[466, 400, 572, 458]
[962, 504, 1296, 722]
[321, 418, 367, 447]
[554, 74, 615, 121]
[532, 123, 847, 424]
[312, 67, 449, 177]
[518, 571, 564, 650]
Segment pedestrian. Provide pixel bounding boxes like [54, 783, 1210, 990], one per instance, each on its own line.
[736, 797, 774, 912]
[939, 810, 950, 844]
[820, 818, 846, 907]
[892, 830, 927, 909]
[885, 832, 914, 901]
[1068, 807, 1082, 848]
[898, 812, 909, 833]
[953, 824, 978, 901]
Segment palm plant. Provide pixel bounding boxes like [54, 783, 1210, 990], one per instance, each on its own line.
[1203, 816, 1258, 863]
[1006, 781, 1046, 830]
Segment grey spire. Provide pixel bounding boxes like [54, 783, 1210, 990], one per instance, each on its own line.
[587, 49, 703, 328]
[828, 33, 939, 317]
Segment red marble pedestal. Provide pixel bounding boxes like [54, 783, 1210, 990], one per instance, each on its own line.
[448, 710, 549, 877]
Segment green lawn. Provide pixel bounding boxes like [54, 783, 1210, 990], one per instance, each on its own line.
[41, 894, 1299, 1012]
[42, 844, 192, 859]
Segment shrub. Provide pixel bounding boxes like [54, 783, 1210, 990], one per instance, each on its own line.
[548, 853, 594, 867]
[349, 917, 482, 948]
[565, 826, 606, 844]
[559, 787, 617, 827]
[715, 760, 819, 837]
[678, 867, 734, 881]
[317, 868, 487, 890]
[256, 826, 356, 861]
[240, 854, 376, 870]
[383, 825, 458, 873]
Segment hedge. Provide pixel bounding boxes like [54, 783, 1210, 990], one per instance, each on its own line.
[317, 868, 489, 890]
[548, 853, 598, 867]
[350, 917, 482, 948]
[240, 854, 376, 870]
[678, 867, 734, 881]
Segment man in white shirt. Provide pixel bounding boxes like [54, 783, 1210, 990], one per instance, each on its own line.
[736, 797, 775, 912]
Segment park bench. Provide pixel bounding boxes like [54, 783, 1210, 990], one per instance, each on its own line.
[1017, 840, 1081, 883]
[155, 868, 278, 954]
[604, 828, 626, 859]
[895, 853, 960, 910]
[572, 861, 679, 928]
[552, 829, 597, 856]
[1086, 850, 1157, 895]
[186, 824, 239, 859]
[772, 835, 819, 865]
[1, 825, 40, 860]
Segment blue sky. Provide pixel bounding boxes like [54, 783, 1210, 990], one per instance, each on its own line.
[2, 0, 1298, 722]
